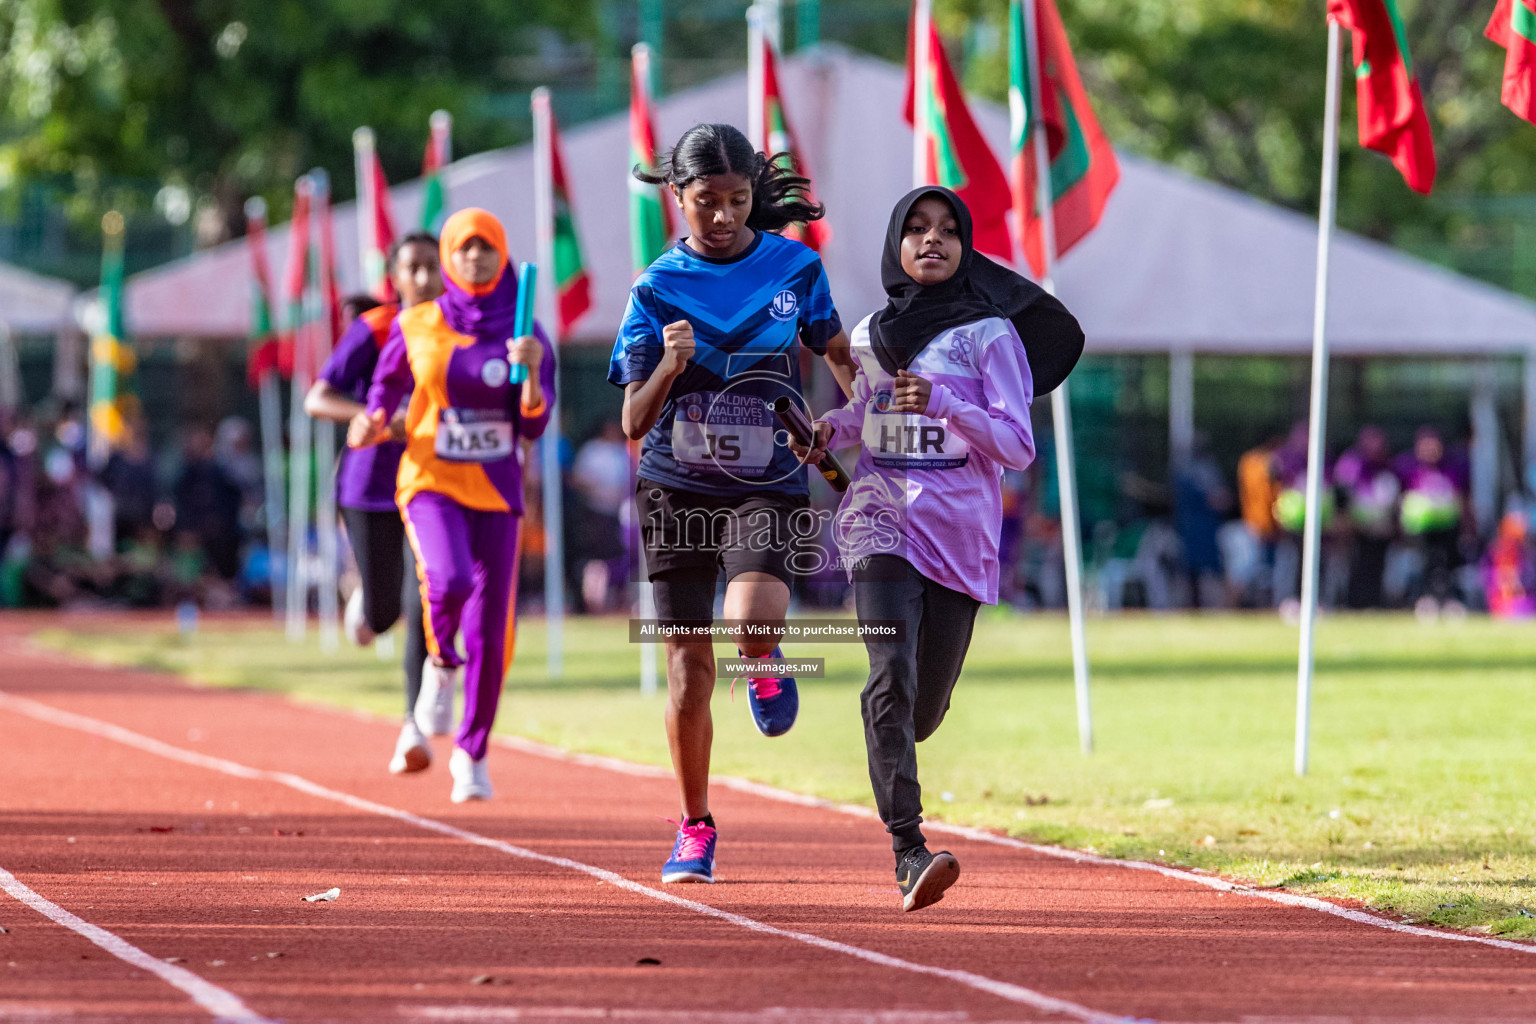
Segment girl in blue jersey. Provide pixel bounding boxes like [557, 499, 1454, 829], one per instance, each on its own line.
[610, 123, 856, 883]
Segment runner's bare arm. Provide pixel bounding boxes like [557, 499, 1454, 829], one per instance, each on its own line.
[821, 330, 857, 400]
[621, 320, 695, 440]
[303, 381, 365, 425]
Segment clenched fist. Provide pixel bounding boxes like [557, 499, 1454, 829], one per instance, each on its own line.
[660, 320, 696, 376]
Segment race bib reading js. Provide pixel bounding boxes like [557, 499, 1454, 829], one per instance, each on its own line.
[670, 391, 774, 476]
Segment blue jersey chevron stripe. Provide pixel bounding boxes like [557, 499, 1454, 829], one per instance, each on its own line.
[609, 231, 842, 498]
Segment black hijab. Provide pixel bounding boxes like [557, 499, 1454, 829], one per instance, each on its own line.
[868, 186, 1085, 396]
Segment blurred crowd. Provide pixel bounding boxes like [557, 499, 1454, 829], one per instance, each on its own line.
[3, 401, 1531, 621]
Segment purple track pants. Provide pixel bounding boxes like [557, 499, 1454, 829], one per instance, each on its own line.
[402, 491, 521, 760]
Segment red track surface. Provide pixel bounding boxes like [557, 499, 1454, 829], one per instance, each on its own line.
[1, 615, 1534, 1023]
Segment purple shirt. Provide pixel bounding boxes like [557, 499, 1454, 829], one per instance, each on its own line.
[319, 305, 403, 512]
[821, 314, 1036, 604]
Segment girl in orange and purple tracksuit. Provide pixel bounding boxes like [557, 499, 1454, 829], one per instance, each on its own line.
[351, 208, 555, 804]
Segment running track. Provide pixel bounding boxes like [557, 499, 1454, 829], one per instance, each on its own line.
[1, 616, 1533, 1023]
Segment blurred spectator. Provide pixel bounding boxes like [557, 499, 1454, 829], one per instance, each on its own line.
[1173, 433, 1232, 608]
[1395, 426, 1470, 614]
[569, 422, 632, 612]
[174, 425, 243, 581]
[1334, 426, 1400, 609]
[1270, 422, 1337, 609]
[1484, 510, 1535, 619]
[214, 416, 265, 530]
[1235, 433, 1282, 605]
[99, 416, 159, 541]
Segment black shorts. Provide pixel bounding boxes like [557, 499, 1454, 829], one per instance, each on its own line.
[637, 479, 809, 626]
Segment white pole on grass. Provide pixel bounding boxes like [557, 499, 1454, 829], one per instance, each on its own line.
[531, 88, 566, 679]
[309, 169, 340, 653]
[352, 128, 381, 298]
[246, 196, 289, 621]
[286, 175, 316, 642]
[1295, 21, 1343, 779]
[1024, 0, 1093, 754]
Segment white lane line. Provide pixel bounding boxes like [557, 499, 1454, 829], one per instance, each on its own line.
[408, 1009, 1006, 1022]
[0, 866, 275, 1024]
[0, 690, 1134, 1024]
[492, 734, 1536, 957]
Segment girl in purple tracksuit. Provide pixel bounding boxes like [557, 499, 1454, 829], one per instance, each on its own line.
[797, 187, 1083, 912]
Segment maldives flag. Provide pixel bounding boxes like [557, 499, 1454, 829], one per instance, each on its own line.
[313, 173, 343, 363]
[353, 127, 398, 302]
[1328, 0, 1437, 194]
[420, 110, 451, 232]
[1009, 0, 1119, 279]
[758, 34, 830, 251]
[279, 178, 312, 380]
[244, 197, 281, 388]
[630, 44, 675, 275]
[544, 103, 593, 335]
[1487, 0, 1536, 125]
[903, 5, 1013, 261]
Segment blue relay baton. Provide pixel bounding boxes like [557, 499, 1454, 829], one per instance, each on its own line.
[508, 261, 536, 385]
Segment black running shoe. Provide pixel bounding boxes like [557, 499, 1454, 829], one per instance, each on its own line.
[896, 845, 960, 912]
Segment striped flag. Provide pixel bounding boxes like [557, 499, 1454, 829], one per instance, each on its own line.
[244, 198, 281, 387]
[1328, 0, 1437, 194]
[89, 211, 132, 452]
[1009, 0, 1119, 278]
[280, 178, 313, 380]
[757, 29, 830, 251]
[420, 110, 452, 232]
[353, 127, 398, 301]
[904, 1, 1014, 261]
[537, 96, 593, 335]
[313, 171, 343, 362]
[629, 44, 675, 275]
[1487, 0, 1536, 125]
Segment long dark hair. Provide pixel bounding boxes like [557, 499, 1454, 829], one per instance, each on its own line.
[633, 122, 824, 233]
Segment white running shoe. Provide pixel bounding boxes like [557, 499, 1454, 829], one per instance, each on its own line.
[449, 747, 492, 803]
[414, 660, 456, 737]
[388, 720, 431, 774]
[344, 588, 376, 647]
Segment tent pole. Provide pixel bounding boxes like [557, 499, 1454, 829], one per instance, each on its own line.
[1470, 362, 1499, 537]
[1523, 345, 1536, 492]
[1296, 20, 1343, 779]
[1170, 349, 1195, 470]
[532, 88, 565, 680]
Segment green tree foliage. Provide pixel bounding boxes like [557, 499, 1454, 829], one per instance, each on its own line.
[0, 0, 596, 241]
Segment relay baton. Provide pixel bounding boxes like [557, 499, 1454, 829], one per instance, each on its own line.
[773, 396, 850, 493]
[508, 261, 536, 385]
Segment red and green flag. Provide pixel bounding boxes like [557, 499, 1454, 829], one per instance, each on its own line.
[1009, 0, 1120, 279]
[279, 178, 313, 380]
[1487, 0, 1536, 125]
[313, 171, 343, 362]
[89, 211, 132, 452]
[757, 32, 830, 252]
[420, 110, 451, 232]
[536, 94, 593, 335]
[630, 43, 675, 275]
[353, 127, 398, 302]
[903, 3, 1014, 261]
[1328, 0, 1437, 194]
[244, 197, 281, 388]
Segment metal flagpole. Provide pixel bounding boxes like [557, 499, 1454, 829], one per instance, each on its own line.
[1025, 0, 1092, 754]
[1295, 21, 1343, 778]
[532, 88, 566, 680]
[748, 5, 766, 151]
[912, 0, 932, 188]
[246, 197, 288, 621]
[309, 169, 340, 653]
[353, 129, 380, 297]
[286, 176, 315, 642]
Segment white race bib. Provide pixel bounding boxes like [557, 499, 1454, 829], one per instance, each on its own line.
[436, 409, 513, 463]
[671, 391, 775, 476]
[863, 390, 969, 470]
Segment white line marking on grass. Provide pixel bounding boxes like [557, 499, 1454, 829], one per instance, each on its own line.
[492, 734, 1536, 957]
[0, 691, 1135, 1024]
[0, 865, 275, 1024]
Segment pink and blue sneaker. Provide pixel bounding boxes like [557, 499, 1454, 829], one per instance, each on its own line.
[661, 818, 717, 884]
[736, 646, 799, 737]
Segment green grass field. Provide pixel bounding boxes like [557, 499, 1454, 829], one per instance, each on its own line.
[38, 610, 1536, 940]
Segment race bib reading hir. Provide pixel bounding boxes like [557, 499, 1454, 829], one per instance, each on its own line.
[864, 390, 969, 470]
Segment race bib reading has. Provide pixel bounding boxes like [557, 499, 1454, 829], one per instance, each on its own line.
[436, 408, 513, 463]
[671, 391, 775, 476]
[864, 391, 969, 470]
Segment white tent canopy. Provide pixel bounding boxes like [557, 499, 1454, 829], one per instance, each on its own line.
[125, 46, 1536, 356]
[0, 259, 77, 335]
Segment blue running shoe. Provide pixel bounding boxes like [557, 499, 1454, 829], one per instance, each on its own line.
[737, 646, 799, 737]
[661, 819, 717, 884]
